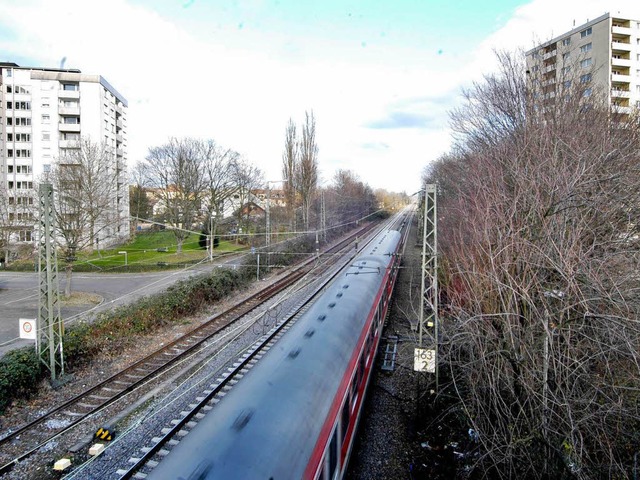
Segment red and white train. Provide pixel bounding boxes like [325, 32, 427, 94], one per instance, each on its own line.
[148, 228, 403, 479]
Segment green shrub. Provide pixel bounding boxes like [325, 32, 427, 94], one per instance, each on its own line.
[0, 348, 44, 412]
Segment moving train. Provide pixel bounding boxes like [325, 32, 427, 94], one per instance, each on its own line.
[148, 228, 403, 479]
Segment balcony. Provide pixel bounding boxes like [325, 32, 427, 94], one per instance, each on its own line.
[58, 106, 80, 116]
[541, 49, 557, 61]
[58, 123, 81, 133]
[59, 139, 80, 149]
[116, 118, 123, 129]
[612, 41, 631, 51]
[116, 133, 123, 144]
[612, 26, 632, 35]
[612, 73, 631, 83]
[612, 57, 632, 68]
[12, 141, 33, 150]
[612, 105, 632, 114]
[58, 90, 80, 99]
[542, 64, 556, 74]
[116, 147, 124, 157]
[116, 103, 124, 115]
[611, 89, 631, 99]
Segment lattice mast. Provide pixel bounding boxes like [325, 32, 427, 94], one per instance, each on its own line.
[418, 184, 438, 387]
[38, 183, 64, 381]
[320, 190, 326, 242]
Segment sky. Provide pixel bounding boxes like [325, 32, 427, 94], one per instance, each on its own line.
[1, 0, 639, 193]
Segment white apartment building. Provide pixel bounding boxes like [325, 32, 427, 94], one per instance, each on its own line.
[0, 62, 129, 249]
[526, 12, 640, 116]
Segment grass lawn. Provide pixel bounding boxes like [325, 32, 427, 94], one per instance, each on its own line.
[74, 231, 246, 271]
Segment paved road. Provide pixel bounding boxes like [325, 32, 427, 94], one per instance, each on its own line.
[0, 254, 247, 357]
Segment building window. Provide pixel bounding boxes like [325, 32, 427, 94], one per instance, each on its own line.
[583, 87, 592, 97]
[13, 101, 31, 110]
[561, 66, 571, 74]
[7, 165, 13, 173]
[5, 85, 11, 93]
[7, 133, 12, 142]
[42, 132, 50, 141]
[562, 37, 571, 46]
[6, 101, 11, 109]
[580, 73, 592, 83]
[62, 83, 79, 91]
[564, 80, 572, 88]
[19, 231, 32, 242]
[580, 27, 592, 38]
[562, 52, 570, 61]
[6, 118, 12, 126]
[580, 58, 592, 68]
[42, 114, 50, 124]
[580, 42, 592, 53]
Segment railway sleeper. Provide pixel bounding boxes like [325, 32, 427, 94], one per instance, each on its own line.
[88, 394, 111, 401]
[63, 410, 84, 417]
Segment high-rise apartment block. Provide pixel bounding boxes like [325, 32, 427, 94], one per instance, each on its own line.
[0, 62, 129, 249]
[526, 12, 640, 116]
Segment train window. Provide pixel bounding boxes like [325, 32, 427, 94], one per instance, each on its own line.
[350, 374, 358, 409]
[341, 398, 350, 442]
[329, 428, 338, 478]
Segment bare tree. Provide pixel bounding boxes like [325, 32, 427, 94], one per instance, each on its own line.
[325, 169, 376, 226]
[144, 138, 206, 253]
[230, 156, 264, 243]
[427, 50, 640, 478]
[129, 161, 153, 234]
[296, 110, 318, 230]
[50, 137, 120, 294]
[281, 118, 299, 231]
[202, 141, 238, 248]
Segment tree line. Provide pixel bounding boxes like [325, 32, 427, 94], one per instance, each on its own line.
[425, 51, 640, 477]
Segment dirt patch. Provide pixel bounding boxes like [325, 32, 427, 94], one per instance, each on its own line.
[60, 292, 103, 306]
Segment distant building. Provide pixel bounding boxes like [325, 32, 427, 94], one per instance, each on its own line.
[526, 12, 640, 118]
[0, 62, 128, 248]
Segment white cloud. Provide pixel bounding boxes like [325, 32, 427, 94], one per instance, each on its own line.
[1, 0, 637, 193]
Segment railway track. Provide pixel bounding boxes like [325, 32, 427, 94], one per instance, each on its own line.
[0, 224, 376, 476]
[117, 214, 411, 479]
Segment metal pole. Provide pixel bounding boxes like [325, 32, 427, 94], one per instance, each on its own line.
[266, 185, 271, 269]
[209, 215, 213, 262]
[256, 253, 260, 281]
